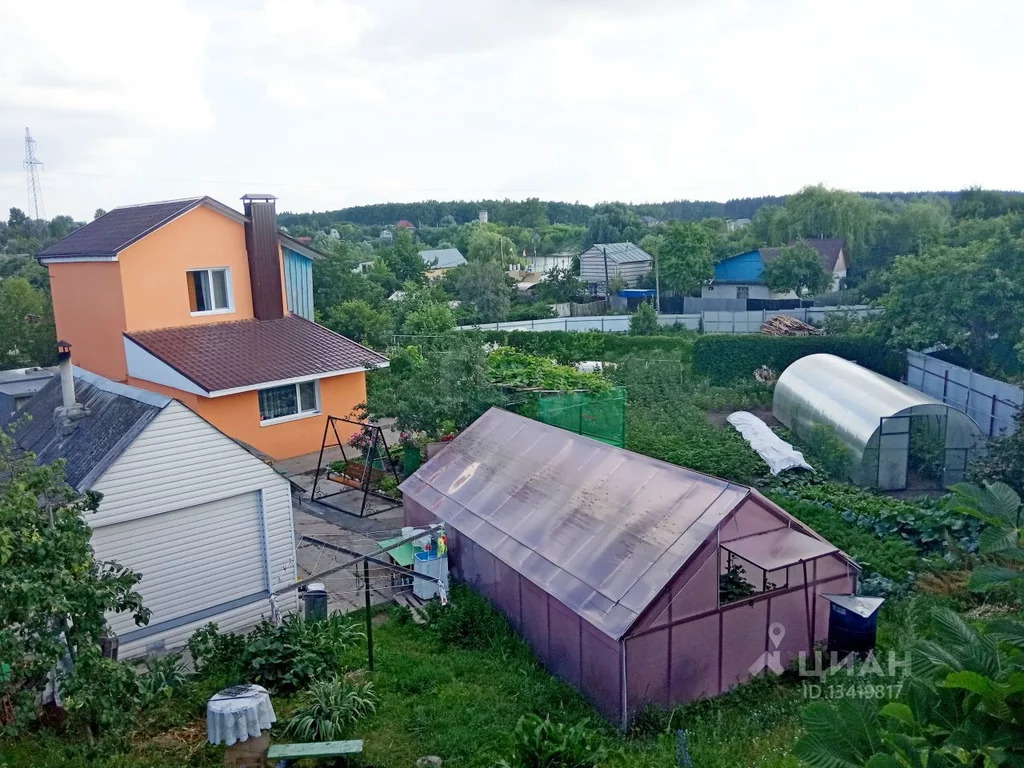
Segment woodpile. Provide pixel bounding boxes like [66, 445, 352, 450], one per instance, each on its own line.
[760, 315, 821, 336]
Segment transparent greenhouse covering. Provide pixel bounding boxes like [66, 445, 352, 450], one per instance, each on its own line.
[773, 354, 985, 488]
[400, 408, 750, 639]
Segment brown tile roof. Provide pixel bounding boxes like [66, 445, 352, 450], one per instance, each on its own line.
[37, 197, 247, 259]
[125, 315, 388, 393]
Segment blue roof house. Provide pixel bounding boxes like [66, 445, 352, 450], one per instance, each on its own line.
[702, 240, 847, 300]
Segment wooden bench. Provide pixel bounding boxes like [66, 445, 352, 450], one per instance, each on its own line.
[328, 462, 383, 490]
[267, 739, 363, 766]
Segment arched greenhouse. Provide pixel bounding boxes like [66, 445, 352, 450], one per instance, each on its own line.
[773, 354, 986, 490]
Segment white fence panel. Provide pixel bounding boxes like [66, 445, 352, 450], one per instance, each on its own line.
[458, 306, 876, 335]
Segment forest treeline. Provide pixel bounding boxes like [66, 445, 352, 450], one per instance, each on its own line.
[278, 189, 1024, 230]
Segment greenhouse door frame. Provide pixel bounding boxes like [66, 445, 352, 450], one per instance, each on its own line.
[876, 415, 911, 491]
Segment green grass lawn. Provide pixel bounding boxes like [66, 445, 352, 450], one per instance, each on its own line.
[344, 609, 805, 768]
[0, 603, 808, 768]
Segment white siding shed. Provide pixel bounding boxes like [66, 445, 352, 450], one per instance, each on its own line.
[15, 369, 298, 659]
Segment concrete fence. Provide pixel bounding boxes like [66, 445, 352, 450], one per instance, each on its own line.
[459, 305, 878, 335]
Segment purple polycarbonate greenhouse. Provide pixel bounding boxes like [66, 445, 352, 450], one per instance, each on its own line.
[402, 408, 858, 727]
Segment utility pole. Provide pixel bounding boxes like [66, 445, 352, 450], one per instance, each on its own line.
[23, 128, 45, 221]
[654, 251, 661, 314]
[602, 246, 611, 300]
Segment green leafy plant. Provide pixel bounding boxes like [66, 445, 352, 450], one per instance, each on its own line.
[804, 424, 851, 480]
[59, 648, 141, 740]
[629, 301, 659, 336]
[500, 714, 607, 768]
[951, 480, 1024, 604]
[719, 560, 757, 603]
[284, 676, 377, 742]
[794, 608, 1024, 767]
[187, 614, 363, 694]
[379, 474, 401, 498]
[487, 347, 612, 393]
[766, 491, 921, 587]
[0, 433, 149, 736]
[137, 653, 190, 706]
[423, 584, 513, 650]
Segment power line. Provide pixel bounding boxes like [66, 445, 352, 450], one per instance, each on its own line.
[23, 128, 44, 219]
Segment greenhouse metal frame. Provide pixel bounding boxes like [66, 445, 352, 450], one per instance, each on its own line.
[773, 354, 986, 490]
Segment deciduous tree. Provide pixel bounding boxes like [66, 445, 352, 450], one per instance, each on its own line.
[656, 222, 714, 295]
[0, 434, 149, 732]
[763, 240, 833, 297]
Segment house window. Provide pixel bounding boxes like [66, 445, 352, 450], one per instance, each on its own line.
[736, 286, 750, 300]
[187, 268, 232, 314]
[258, 380, 320, 424]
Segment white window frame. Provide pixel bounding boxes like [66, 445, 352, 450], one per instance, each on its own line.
[258, 379, 321, 426]
[188, 267, 234, 316]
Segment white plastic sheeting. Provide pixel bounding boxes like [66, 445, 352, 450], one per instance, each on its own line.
[727, 411, 814, 475]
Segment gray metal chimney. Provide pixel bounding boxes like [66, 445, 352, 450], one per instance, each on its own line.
[57, 340, 75, 408]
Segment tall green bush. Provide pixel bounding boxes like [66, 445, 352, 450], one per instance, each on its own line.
[692, 335, 902, 384]
[478, 330, 695, 363]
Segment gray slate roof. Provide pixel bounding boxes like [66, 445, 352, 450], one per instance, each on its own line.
[419, 248, 467, 269]
[579, 242, 653, 264]
[12, 368, 170, 492]
[37, 197, 245, 259]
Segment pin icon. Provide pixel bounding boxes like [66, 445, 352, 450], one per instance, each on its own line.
[750, 622, 788, 675]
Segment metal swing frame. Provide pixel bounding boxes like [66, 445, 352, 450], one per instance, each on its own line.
[310, 417, 402, 518]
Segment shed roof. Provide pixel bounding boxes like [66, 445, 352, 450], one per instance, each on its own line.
[13, 368, 170, 492]
[37, 197, 246, 259]
[419, 248, 467, 269]
[400, 408, 750, 639]
[0, 367, 55, 397]
[579, 242, 653, 265]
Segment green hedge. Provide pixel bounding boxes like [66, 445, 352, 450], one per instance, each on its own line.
[478, 330, 695, 364]
[692, 335, 902, 384]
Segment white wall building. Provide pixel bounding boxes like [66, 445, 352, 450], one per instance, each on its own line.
[15, 367, 297, 658]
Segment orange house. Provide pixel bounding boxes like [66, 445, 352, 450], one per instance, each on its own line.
[38, 195, 388, 460]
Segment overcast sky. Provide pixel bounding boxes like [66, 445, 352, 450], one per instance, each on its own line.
[1, 0, 1022, 220]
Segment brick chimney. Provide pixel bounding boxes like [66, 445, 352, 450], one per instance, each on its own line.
[241, 194, 284, 320]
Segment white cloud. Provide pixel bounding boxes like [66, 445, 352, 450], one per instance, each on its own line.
[2, 0, 1023, 218]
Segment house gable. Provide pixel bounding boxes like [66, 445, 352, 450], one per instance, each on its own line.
[90, 400, 292, 528]
[118, 204, 255, 332]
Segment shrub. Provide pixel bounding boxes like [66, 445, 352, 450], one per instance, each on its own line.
[187, 614, 363, 694]
[423, 585, 512, 650]
[692, 335, 902, 384]
[60, 649, 140, 739]
[804, 424, 851, 480]
[285, 676, 377, 742]
[628, 301, 659, 336]
[500, 714, 607, 768]
[477, 330, 695, 364]
[137, 653, 190, 707]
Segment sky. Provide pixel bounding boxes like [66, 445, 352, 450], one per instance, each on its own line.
[1, 0, 1023, 221]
